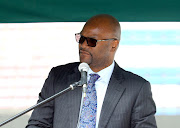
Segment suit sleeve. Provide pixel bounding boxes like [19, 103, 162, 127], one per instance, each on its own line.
[26, 68, 55, 128]
[131, 81, 157, 128]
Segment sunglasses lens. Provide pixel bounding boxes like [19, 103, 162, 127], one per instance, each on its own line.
[79, 36, 85, 44]
[87, 38, 97, 47]
[75, 33, 97, 47]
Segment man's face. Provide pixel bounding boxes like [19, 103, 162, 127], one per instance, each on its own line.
[79, 25, 113, 71]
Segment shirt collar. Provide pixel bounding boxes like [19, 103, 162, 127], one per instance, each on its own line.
[88, 61, 115, 84]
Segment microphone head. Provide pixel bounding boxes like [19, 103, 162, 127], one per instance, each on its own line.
[78, 62, 89, 72]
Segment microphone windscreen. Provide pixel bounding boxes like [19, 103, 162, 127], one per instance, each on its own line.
[78, 62, 89, 72]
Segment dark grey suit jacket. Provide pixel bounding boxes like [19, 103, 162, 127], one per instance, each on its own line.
[26, 62, 157, 128]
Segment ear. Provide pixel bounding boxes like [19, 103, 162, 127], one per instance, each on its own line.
[111, 40, 119, 52]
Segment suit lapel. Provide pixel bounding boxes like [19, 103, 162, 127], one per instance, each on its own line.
[98, 63, 126, 128]
[67, 65, 82, 128]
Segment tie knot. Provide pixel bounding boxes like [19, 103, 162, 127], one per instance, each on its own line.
[89, 74, 100, 84]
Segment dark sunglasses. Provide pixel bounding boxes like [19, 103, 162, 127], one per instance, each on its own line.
[75, 33, 116, 47]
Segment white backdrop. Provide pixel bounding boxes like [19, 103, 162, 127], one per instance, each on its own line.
[0, 22, 180, 127]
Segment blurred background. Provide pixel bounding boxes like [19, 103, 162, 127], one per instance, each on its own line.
[0, 22, 180, 128]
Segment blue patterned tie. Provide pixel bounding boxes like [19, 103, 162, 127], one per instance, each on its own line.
[79, 74, 100, 128]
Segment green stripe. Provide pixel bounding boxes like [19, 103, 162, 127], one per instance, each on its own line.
[0, 0, 180, 23]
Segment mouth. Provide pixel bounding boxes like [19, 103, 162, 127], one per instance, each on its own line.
[79, 49, 92, 64]
[79, 50, 91, 56]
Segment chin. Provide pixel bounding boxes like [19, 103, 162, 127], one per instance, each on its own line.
[80, 58, 91, 65]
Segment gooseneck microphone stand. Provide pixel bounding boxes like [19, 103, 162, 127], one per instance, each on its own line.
[0, 81, 81, 127]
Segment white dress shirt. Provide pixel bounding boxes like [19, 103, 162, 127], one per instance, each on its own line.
[87, 61, 115, 128]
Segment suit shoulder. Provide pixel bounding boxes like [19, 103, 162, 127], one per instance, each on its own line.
[54, 62, 80, 70]
[50, 62, 80, 75]
[53, 62, 80, 70]
[118, 68, 151, 93]
[121, 67, 149, 84]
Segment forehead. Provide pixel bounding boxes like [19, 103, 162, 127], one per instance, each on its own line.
[81, 26, 99, 37]
[81, 23, 112, 38]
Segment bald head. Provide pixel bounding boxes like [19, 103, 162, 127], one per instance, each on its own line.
[83, 14, 121, 40]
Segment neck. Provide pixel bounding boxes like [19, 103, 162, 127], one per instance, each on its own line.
[90, 61, 113, 73]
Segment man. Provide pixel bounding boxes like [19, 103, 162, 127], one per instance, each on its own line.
[26, 14, 157, 128]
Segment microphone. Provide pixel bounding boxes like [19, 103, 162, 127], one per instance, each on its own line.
[78, 62, 89, 97]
